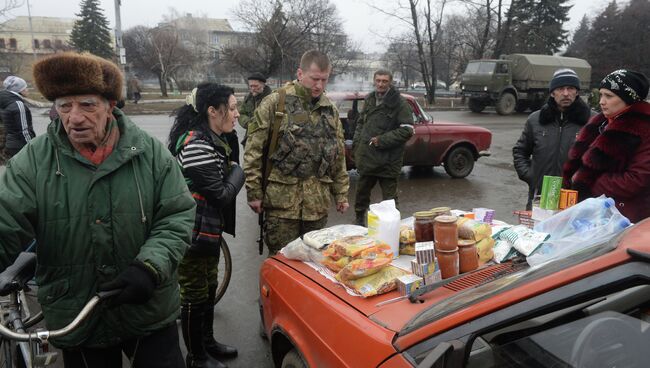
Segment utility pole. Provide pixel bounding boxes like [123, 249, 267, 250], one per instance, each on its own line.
[26, 0, 36, 61]
[113, 0, 127, 100]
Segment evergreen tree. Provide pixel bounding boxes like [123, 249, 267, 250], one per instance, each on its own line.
[507, 0, 571, 54]
[564, 15, 590, 58]
[583, 1, 621, 83]
[618, 0, 650, 77]
[70, 0, 113, 59]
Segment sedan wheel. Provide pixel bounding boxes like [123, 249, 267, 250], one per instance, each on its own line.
[443, 146, 475, 178]
[281, 349, 307, 368]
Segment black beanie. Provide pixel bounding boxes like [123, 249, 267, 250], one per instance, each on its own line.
[600, 69, 649, 105]
[549, 68, 580, 92]
[247, 72, 267, 83]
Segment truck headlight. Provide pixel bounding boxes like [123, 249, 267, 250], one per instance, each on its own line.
[483, 86, 488, 91]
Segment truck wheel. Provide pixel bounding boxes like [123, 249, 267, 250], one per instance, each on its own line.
[281, 349, 307, 368]
[443, 146, 475, 178]
[468, 98, 485, 113]
[515, 101, 529, 113]
[496, 93, 516, 115]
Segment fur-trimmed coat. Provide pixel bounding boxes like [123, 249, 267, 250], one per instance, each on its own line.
[513, 97, 592, 209]
[563, 102, 650, 223]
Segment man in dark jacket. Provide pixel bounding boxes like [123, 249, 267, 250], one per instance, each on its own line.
[0, 76, 35, 159]
[513, 68, 593, 210]
[352, 69, 414, 225]
[238, 72, 272, 147]
[0, 52, 195, 367]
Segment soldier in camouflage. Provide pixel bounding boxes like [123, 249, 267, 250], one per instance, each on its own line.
[238, 72, 272, 147]
[244, 50, 350, 255]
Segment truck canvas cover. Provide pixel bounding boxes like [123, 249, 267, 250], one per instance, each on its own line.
[508, 54, 591, 90]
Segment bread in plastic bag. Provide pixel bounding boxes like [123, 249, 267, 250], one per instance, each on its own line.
[399, 225, 416, 255]
[476, 237, 495, 265]
[359, 243, 393, 260]
[303, 225, 367, 249]
[280, 237, 324, 263]
[331, 235, 378, 257]
[322, 256, 351, 272]
[339, 265, 409, 297]
[457, 217, 492, 241]
[336, 257, 392, 281]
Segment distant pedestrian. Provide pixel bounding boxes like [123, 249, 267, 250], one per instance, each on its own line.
[238, 72, 272, 147]
[0, 76, 35, 159]
[352, 69, 414, 225]
[128, 74, 143, 104]
[513, 68, 592, 210]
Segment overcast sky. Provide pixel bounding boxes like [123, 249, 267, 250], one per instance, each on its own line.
[4, 0, 609, 53]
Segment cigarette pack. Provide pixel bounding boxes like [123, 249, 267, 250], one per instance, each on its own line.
[559, 189, 579, 209]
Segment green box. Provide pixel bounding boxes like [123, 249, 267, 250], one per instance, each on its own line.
[540, 175, 562, 210]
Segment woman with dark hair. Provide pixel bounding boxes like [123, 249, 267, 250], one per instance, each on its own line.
[563, 69, 650, 223]
[168, 83, 244, 368]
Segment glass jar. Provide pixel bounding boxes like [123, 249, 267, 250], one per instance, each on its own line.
[430, 207, 452, 218]
[434, 215, 458, 251]
[458, 239, 479, 273]
[413, 211, 435, 243]
[435, 248, 459, 279]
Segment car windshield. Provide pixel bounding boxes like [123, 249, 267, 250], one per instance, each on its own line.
[400, 233, 623, 335]
[465, 61, 496, 75]
[412, 99, 431, 122]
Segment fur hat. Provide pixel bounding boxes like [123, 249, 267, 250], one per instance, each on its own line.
[32, 52, 123, 101]
[247, 72, 267, 83]
[600, 69, 649, 105]
[549, 68, 580, 92]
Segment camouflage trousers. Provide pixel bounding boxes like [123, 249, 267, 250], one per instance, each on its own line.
[354, 175, 399, 213]
[178, 250, 220, 304]
[264, 215, 328, 256]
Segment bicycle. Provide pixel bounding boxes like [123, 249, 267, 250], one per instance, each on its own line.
[0, 252, 118, 367]
[214, 240, 232, 305]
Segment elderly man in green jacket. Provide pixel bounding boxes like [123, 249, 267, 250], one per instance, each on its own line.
[0, 52, 195, 367]
[353, 69, 414, 225]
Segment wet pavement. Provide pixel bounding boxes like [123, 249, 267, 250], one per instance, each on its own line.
[21, 108, 529, 367]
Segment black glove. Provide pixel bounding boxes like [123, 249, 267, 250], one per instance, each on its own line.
[98, 262, 157, 307]
[225, 164, 245, 195]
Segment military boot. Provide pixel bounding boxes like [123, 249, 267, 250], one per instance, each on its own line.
[203, 303, 238, 359]
[355, 211, 367, 227]
[181, 303, 228, 368]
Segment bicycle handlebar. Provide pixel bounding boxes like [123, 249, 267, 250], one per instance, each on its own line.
[0, 289, 121, 342]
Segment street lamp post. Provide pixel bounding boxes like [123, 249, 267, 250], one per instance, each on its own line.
[26, 0, 36, 61]
[113, 0, 127, 100]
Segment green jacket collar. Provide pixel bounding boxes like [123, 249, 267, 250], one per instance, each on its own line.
[368, 87, 400, 109]
[291, 80, 334, 109]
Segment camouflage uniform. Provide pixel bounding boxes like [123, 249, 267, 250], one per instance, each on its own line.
[239, 85, 272, 146]
[244, 81, 349, 255]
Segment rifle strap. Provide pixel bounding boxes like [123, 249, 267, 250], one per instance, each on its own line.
[263, 88, 286, 183]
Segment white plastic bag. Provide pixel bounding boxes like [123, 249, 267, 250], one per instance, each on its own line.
[368, 199, 401, 259]
[527, 196, 631, 266]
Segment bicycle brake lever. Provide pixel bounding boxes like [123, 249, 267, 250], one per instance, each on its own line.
[97, 289, 122, 300]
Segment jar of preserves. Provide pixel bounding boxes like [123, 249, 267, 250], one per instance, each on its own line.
[434, 215, 458, 251]
[430, 207, 452, 217]
[458, 239, 479, 273]
[435, 248, 459, 279]
[413, 211, 435, 243]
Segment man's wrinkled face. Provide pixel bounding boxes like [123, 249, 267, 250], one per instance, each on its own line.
[248, 80, 265, 96]
[551, 86, 578, 110]
[374, 74, 391, 95]
[297, 63, 331, 98]
[55, 94, 113, 147]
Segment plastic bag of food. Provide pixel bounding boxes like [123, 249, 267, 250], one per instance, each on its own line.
[336, 257, 392, 281]
[303, 225, 367, 249]
[322, 244, 343, 260]
[457, 217, 492, 241]
[321, 255, 351, 272]
[493, 240, 520, 263]
[340, 266, 409, 297]
[359, 243, 393, 260]
[476, 237, 495, 265]
[280, 237, 324, 263]
[331, 235, 378, 257]
[399, 225, 416, 255]
[496, 225, 549, 256]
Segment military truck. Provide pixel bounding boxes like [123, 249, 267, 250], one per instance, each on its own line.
[460, 54, 591, 115]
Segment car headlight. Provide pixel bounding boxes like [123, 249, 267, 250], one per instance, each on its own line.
[483, 86, 488, 91]
[461, 85, 465, 90]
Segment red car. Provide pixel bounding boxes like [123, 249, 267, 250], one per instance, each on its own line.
[327, 92, 492, 178]
[259, 221, 650, 367]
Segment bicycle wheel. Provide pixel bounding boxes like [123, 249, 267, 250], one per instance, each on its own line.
[213, 240, 232, 304]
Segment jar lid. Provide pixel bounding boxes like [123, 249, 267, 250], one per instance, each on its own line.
[431, 206, 451, 213]
[434, 215, 458, 223]
[414, 210, 435, 218]
[458, 239, 476, 247]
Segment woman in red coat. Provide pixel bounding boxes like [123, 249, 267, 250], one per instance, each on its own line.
[563, 69, 650, 223]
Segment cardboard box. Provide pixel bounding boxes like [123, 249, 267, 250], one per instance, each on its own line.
[415, 241, 435, 264]
[540, 176, 562, 210]
[397, 274, 424, 296]
[559, 189, 579, 209]
[411, 259, 438, 277]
